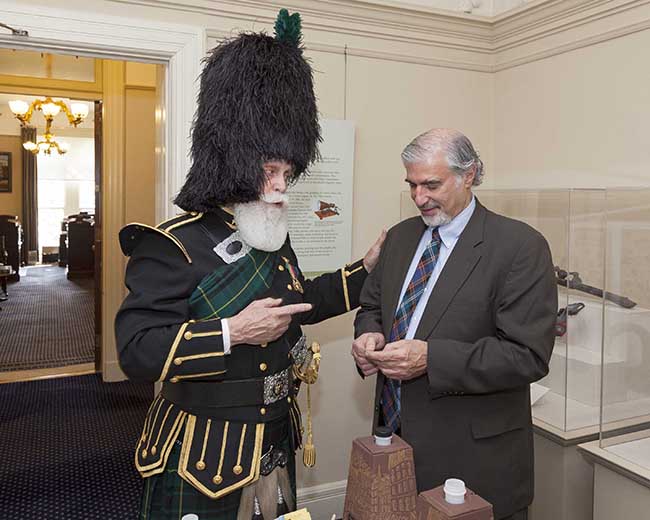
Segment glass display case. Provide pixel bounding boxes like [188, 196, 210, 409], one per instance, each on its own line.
[598, 188, 650, 470]
[401, 188, 618, 434]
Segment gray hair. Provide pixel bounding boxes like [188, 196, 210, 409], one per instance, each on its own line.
[401, 128, 484, 186]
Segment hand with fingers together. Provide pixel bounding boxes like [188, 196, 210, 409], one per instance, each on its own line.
[365, 339, 428, 381]
[228, 297, 313, 346]
[351, 332, 385, 376]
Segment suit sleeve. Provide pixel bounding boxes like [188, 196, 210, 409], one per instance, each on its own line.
[115, 232, 227, 383]
[353, 229, 391, 337]
[427, 231, 557, 396]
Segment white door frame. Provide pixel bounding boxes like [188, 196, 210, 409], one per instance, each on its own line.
[0, 0, 204, 379]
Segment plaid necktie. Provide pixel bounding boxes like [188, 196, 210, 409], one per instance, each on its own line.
[381, 228, 441, 432]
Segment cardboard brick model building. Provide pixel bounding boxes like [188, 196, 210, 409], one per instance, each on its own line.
[343, 433, 493, 520]
[416, 486, 493, 520]
[343, 434, 418, 520]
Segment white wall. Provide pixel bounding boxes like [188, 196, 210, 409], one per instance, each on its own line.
[493, 28, 650, 190]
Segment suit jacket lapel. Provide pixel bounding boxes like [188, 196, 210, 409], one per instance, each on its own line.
[384, 217, 427, 334]
[414, 200, 486, 340]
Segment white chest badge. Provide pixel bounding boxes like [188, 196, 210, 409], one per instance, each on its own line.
[213, 231, 251, 264]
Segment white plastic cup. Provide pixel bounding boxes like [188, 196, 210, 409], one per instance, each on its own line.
[444, 478, 466, 505]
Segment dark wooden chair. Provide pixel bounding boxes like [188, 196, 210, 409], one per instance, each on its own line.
[0, 215, 22, 282]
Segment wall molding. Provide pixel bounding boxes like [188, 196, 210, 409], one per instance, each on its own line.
[297, 479, 348, 518]
[121, 0, 650, 72]
[205, 29, 493, 72]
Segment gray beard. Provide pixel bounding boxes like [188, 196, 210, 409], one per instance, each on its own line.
[233, 199, 289, 252]
[421, 211, 452, 227]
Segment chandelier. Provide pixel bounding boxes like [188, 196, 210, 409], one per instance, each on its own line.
[9, 97, 89, 155]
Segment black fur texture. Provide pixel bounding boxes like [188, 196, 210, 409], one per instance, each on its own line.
[174, 32, 321, 211]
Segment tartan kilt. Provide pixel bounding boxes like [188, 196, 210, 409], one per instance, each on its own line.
[140, 438, 296, 520]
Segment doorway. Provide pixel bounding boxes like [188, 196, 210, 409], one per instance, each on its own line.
[0, 9, 201, 381]
[0, 49, 161, 382]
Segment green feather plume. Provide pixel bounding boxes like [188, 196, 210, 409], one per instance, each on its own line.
[274, 8, 302, 46]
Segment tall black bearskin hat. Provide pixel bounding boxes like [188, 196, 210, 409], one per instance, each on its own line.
[174, 10, 320, 212]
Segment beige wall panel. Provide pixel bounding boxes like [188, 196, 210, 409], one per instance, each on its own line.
[494, 28, 650, 189]
[305, 49, 346, 121]
[347, 55, 494, 253]
[0, 135, 23, 218]
[125, 88, 156, 226]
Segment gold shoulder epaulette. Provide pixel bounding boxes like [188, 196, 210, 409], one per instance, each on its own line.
[157, 211, 204, 233]
[119, 212, 204, 263]
[119, 223, 192, 263]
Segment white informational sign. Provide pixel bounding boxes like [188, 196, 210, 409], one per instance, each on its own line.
[288, 119, 355, 273]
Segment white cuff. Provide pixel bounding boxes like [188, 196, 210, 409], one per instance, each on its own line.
[222, 319, 231, 354]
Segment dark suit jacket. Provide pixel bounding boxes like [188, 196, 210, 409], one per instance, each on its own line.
[354, 199, 557, 520]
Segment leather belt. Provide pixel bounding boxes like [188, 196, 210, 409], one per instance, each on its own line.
[161, 367, 291, 409]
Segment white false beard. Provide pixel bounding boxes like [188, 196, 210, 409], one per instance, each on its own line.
[234, 196, 289, 252]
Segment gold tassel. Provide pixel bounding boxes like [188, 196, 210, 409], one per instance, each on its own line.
[295, 342, 320, 468]
[303, 382, 316, 468]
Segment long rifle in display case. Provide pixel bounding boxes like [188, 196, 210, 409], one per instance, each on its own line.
[554, 266, 636, 309]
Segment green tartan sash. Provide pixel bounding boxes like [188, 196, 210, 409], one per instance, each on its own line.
[189, 249, 278, 321]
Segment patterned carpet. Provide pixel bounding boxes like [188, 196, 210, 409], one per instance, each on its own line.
[0, 265, 95, 372]
[0, 374, 152, 519]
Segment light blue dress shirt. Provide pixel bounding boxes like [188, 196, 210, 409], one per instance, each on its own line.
[397, 196, 476, 339]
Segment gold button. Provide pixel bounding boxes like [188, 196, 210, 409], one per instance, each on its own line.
[190, 211, 198, 216]
[278, 265, 285, 271]
[151, 446, 157, 456]
[233, 465, 243, 475]
[261, 343, 268, 348]
[141, 449, 147, 458]
[196, 461, 206, 471]
[259, 363, 267, 372]
[287, 284, 293, 291]
[170, 377, 179, 383]
[287, 397, 292, 403]
[184, 331, 193, 340]
[260, 408, 266, 415]
[174, 358, 182, 366]
[213, 475, 223, 485]
[274, 383, 282, 395]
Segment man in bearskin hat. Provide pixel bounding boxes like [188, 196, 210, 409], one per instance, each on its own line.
[115, 9, 384, 520]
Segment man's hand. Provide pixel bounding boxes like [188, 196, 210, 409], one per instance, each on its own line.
[228, 298, 313, 346]
[363, 230, 387, 273]
[351, 332, 386, 376]
[365, 339, 428, 381]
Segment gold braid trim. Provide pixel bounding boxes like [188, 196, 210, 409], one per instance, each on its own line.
[178, 419, 265, 499]
[341, 268, 351, 312]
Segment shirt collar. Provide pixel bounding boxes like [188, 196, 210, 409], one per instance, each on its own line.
[435, 195, 476, 248]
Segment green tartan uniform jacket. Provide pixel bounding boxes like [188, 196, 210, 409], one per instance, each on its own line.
[115, 207, 367, 500]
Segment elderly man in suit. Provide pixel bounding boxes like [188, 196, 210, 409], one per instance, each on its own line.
[352, 128, 557, 520]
